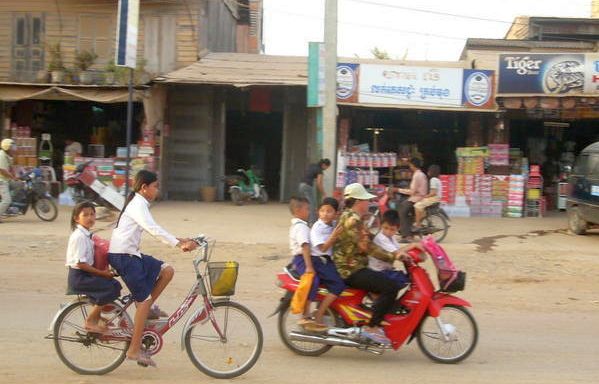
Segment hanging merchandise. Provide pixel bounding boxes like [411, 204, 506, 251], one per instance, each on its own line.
[38, 133, 53, 166]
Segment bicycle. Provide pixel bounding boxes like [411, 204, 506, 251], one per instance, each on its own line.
[46, 235, 263, 379]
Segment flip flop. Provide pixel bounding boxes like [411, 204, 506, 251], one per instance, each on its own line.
[303, 322, 328, 333]
[85, 323, 108, 333]
[127, 351, 157, 368]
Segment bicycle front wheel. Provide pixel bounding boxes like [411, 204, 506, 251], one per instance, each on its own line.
[185, 301, 263, 379]
[53, 300, 130, 375]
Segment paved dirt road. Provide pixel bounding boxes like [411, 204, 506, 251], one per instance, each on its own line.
[1, 202, 598, 383]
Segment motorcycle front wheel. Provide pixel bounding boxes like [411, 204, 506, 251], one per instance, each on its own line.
[230, 188, 243, 206]
[417, 305, 478, 363]
[34, 198, 58, 221]
[258, 187, 268, 204]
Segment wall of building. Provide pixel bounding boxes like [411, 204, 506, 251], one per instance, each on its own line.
[0, 0, 243, 82]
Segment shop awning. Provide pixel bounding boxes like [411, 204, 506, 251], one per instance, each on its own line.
[0, 83, 143, 103]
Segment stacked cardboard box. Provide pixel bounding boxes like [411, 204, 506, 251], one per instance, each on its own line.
[506, 175, 525, 217]
[439, 175, 456, 204]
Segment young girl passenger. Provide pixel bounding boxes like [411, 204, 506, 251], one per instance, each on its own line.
[108, 170, 197, 367]
[65, 202, 121, 333]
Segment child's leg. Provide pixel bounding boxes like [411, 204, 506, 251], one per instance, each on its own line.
[314, 293, 337, 324]
[85, 305, 106, 330]
[414, 206, 424, 227]
[127, 299, 152, 359]
[149, 265, 174, 305]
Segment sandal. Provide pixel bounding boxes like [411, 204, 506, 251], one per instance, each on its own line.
[297, 318, 315, 326]
[85, 323, 108, 334]
[303, 322, 328, 333]
[127, 351, 157, 368]
[148, 305, 168, 320]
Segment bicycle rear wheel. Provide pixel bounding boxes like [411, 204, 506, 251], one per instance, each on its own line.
[185, 301, 263, 379]
[53, 300, 130, 375]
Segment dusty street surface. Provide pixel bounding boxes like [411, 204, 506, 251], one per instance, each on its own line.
[1, 202, 598, 384]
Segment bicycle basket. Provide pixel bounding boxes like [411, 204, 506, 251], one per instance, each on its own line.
[207, 261, 239, 296]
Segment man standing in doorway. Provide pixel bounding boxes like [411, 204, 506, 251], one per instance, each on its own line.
[299, 158, 331, 225]
[397, 158, 427, 242]
[0, 139, 17, 221]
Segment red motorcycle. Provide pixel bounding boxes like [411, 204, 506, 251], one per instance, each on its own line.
[272, 236, 477, 363]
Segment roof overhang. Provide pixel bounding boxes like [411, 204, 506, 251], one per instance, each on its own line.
[0, 82, 145, 103]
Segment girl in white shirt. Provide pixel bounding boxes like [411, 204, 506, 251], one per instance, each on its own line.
[108, 170, 197, 367]
[66, 202, 121, 333]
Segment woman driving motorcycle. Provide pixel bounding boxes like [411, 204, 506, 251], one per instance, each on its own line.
[333, 183, 401, 345]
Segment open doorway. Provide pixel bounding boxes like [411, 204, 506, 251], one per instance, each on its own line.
[225, 111, 283, 198]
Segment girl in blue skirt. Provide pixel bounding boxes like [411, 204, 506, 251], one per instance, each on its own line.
[66, 202, 121, 333]
[108, 170, 197, 367]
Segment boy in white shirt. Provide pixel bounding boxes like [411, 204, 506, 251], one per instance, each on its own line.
[371, 210, 419, 289]
[289, 197, 343, 332]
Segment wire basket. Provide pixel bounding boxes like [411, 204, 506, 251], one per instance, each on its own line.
[207, 261, 239, 296]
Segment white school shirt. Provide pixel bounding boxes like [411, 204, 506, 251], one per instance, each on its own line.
[429, 177, 442, 198]
[289, 218, 310, 256]
[369, 232, 399, 271]
[310, 219, 334, 257]
[109, 193, 179, 257]
[65, 224, 94, 268]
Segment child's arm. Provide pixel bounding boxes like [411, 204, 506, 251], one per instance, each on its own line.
[317, 225, 343, 253]
[393, 242, 424, 261]
[301, 243, 314, 274]
[76, 262, 114, 279]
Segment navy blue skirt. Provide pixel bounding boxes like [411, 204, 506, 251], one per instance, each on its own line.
[108, 253, 163, 302]
[68, 268, 122, 305]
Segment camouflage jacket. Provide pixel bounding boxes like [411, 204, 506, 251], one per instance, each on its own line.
[332, 210, 394, 279]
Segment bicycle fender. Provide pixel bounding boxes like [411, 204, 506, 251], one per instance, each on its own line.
[428, 294, 471, 317]
[180, 298, 230, 350]
[48, 297, 87, 333]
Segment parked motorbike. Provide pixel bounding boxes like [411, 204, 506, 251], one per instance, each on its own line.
[64, 160, 121, 211]
[272, 236, 477, 363]
[366, 188, 450, 242]
[225, 168, 268, 205]
[2, 168, 58, 221]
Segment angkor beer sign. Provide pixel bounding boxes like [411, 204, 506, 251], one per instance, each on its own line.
[336, 63, 495, 109]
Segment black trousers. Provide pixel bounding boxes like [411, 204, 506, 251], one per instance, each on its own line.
[398, 200, 415, 237]
[345, 268, 399, 327]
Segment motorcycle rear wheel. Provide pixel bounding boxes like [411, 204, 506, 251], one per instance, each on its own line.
[34, 198, 58, 221]
[278, 301, 339, 356]
[417, 305, 478, 364]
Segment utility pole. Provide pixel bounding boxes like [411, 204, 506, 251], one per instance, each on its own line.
[323, 0, 337, 196]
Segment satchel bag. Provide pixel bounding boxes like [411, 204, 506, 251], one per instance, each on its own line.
[290, 272, 315, 314]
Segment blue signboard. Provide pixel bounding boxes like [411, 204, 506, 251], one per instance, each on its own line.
[498, 54, 585, 94]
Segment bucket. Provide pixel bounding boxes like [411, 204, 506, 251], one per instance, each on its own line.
[200, 186, 216, 202]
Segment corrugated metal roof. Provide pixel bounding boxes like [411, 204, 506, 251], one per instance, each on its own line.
[153, 52, 467, 87]
[154, 53, 309, 87]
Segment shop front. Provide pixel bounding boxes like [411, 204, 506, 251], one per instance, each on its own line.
[497, 53, 599, 212]
[0, 83, 156, 198]
[333, 62, 509, 217]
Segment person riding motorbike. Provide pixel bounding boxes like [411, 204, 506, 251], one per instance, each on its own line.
[396, 158, 428, 242]
[332, 183, 402, 345]
[0, 138, 17, 220]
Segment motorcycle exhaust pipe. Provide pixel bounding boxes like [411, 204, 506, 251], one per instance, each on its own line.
[288, 331, 362, 348]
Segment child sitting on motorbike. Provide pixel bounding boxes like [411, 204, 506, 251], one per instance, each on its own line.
[305, 197, 344, 332]
[65, 202, 122, 333]
[333, 183, 402, 345]
[371, 210, 421, 289]
[288, 197, 343, 332]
